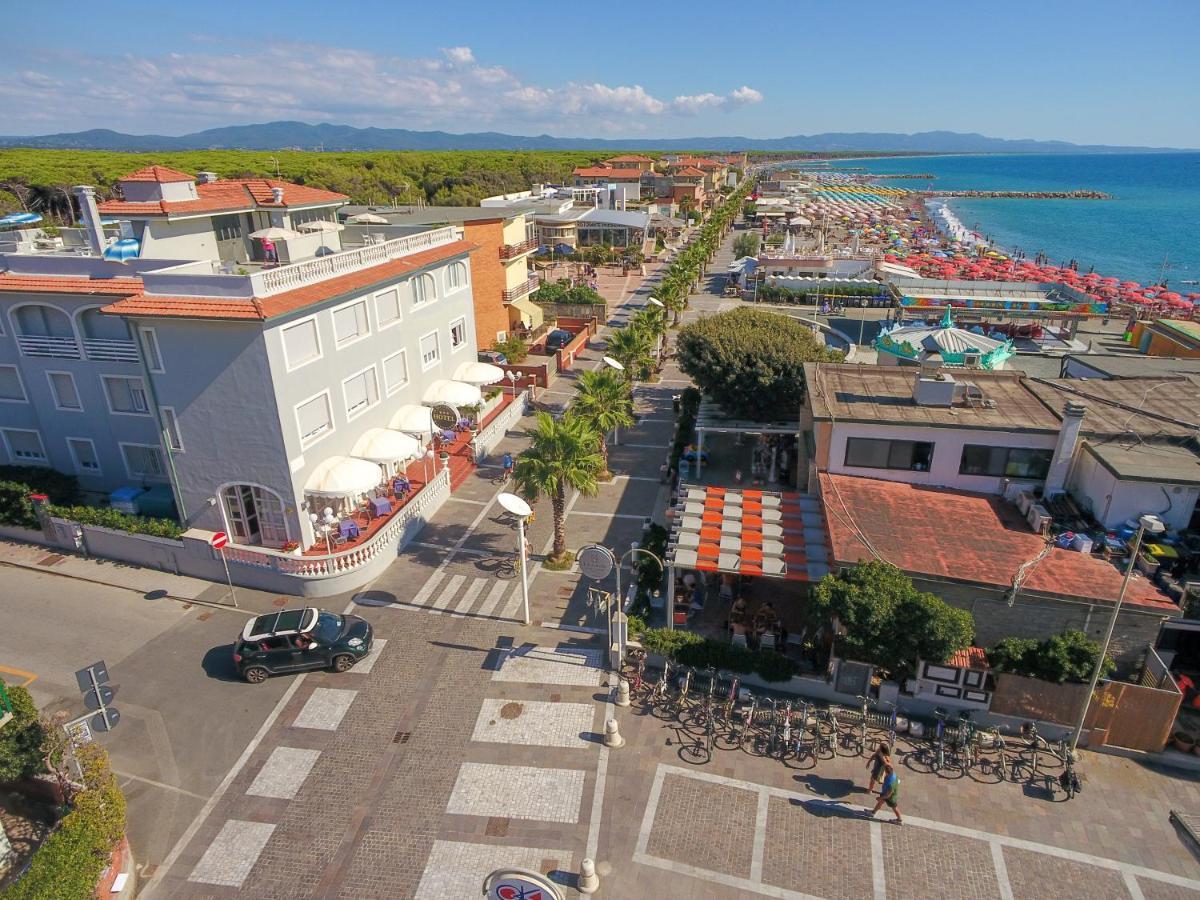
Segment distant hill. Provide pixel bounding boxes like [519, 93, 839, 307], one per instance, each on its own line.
[0, 121, 1187, 153]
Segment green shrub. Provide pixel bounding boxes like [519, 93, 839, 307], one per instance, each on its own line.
[626, 613, 647, 638]
[639, 630, 797, 682]
[0, 681, 46, 782]
[4, 743, 126, 900]
[639, 627, 704, 659]
[989, 631, 1114, 683]
[493, 334, 529, 364]
[753, 650, 799, 682]
[0, 467, 81, 528]
[47, 505, 184, 539]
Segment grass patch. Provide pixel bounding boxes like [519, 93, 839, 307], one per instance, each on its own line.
[542, 550, 576, 571]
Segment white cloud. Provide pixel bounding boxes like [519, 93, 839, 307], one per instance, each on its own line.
[0, 43, 764, 135]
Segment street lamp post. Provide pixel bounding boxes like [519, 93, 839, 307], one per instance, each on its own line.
[1070, 513, 1164, 752]
[602, 356, 626, 446]
[613, 542, 663, 658]
[498, 492, 533, 626]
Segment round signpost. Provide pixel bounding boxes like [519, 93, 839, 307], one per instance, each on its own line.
[482, 868, 564, 900]
[497, 492, 533, 626]
[577, 544, 615, 581]
[209, 531, 238, 608]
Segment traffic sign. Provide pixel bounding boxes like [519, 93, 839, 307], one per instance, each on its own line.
[83, 684, 114, 711]
[89, 708, 120, 733]
[210, 531, 229, 549]
[482, 868, 564, 900]
[75, 661, 109, 693]
[577, 544, 615, 581]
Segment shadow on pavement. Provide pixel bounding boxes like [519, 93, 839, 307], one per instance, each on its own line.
[794, 773, 859, 799]
[201, 643, 242, 682]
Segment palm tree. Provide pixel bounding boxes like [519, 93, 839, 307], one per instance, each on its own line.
[573, 369, 634, 475]
[605, 325, 654, 380]
[513, 413, 603, 562]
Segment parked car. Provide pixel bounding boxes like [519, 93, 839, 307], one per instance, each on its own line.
[233, 607, 373, 683]
[544, 328, 574, 353]
[478, 350, 508, 365]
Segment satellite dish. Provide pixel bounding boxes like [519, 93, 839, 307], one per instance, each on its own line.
[603, 356, 625, 371]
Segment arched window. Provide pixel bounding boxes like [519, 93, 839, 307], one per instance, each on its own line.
[445, 261, 467, 290]
[412, 273, 436, 306]
[220, 484, 290, 547]
[10, 304, 78, 359]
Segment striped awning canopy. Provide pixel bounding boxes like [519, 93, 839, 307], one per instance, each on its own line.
[666, 484, 831, 582]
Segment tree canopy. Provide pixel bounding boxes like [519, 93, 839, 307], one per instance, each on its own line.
[0, 681, 46, 782]
[989, 631, 1114, 684]
[809, 561, 974, 678]
[676, 307, 841, 421]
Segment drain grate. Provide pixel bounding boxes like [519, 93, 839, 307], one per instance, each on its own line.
[393, 731, 411, 744]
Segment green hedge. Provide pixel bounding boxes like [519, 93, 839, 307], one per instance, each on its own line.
[46, 505, 185, 539]
[4, 743, 126, 900]
[0, 467, 81, 528]
[989, 631, 1114, 684]
[639, 627, 798, 682]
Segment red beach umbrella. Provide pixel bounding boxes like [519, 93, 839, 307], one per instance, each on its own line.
[1120, 281, 1141, 289]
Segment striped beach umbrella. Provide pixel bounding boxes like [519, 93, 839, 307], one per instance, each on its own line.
[103, 238, 141, 264]
[0, 212, 43, 228]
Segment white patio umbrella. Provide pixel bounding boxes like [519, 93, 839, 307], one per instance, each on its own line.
[452, 360, 505, 385]
[347, 213, 389, 225]
[389, 404, 434, 435]
[422, 379, 482, 407]
[248, 226, 300, 240]
[352, 428, 421, 464]
[303, 456, 381, 498]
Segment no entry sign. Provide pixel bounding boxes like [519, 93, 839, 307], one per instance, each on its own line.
[209, 531, 229, 550]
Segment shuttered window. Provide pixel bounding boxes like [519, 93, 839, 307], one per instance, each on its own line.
[296, 393, 333, 446]
[282, 318, 321, 369]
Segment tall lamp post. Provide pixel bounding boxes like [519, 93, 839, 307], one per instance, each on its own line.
[497, 492, 533, 626]
[614, 541, 663, 653]
[602, 356, 627, 446]
[1070, 513, 1164, 752]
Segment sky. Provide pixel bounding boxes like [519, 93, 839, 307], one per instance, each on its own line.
[1, 0, 1196, 146]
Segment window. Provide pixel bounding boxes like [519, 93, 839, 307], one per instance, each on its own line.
[160, 406, 184, 452]
[290, 209, 330, 227]
[120, 443, 166, 480]
[959, 445, 1053, 479]
[67, 438, 101, 476]
[102, 375, 149, 415]
[449, 317, 468, 352]
[445, 261, 467, 291]
[295, 392, 334, 447]
[138, 327, 164, 373]
[382, 350, 409, 395]
[47, 372, 81, 411]
[0, 365, 26, 403]
[213, 214, 242, 242]
[412, 273, 436, 306]
[342, 367, 380, 419]
[332, 299, 370, 347]
[419, 331, 440, 370]
[281, 317, 322, 370]
[375, 287, 403, 329]
[844, 437, 934, 472]
[1, 429, 46, 464]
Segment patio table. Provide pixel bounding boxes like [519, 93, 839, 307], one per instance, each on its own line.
[340, 520, 361, 540]
[370, 497, 393, 517]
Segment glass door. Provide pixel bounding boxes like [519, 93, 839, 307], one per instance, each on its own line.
[222, 485, 260, 544]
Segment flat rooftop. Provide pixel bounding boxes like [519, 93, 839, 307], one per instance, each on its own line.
[337, 205, 521, 225]
[819, 473, 1177, 612]
[1062, 354, 1200, 379]
[805, 363, 1063, 432]
[1025, 376, 1200, 439]
[1085, 441, 1200, 486]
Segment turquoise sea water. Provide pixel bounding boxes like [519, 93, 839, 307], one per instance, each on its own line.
[843, 153, 1200, 287]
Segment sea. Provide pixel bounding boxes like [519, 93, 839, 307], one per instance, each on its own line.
[833, 153, 1200, 287]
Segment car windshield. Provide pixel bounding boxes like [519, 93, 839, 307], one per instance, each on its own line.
[312, 612, 343, 644]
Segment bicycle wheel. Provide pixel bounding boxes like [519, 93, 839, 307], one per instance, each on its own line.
[712, 724, 745, 753]
[835, 726, 862, 757]
[679, 704, 713, 736]
[784, 741, 818, 770]
[966, 751, 1004, 784]
[905, 746, 935, 775]
[678, 737, 711, 765]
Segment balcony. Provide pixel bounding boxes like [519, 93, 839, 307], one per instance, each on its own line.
[16, 334, 81, 359]
[503, 275, 540, 303]
[499, 238, 537, 261]
[82, 338, 139, 363]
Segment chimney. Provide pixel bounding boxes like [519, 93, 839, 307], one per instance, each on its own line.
[197, 171, 218, 184]
[73, 185, 105, 256]
[1044, 400, 1086, 497]
[271, 186, 285, 204]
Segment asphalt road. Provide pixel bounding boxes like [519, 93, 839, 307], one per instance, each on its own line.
[0, 566, 293, 875]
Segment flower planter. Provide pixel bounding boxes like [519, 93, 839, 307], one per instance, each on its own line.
[1171, 731, 1195, 753]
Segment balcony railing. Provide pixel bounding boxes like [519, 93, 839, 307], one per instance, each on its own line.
[221, 468, 451, 578]
[499, 238, 537, 261]
[16, 334, 81, 359]
[248, 226, 460, 297]
[502, 275, 540, 303]
[82, 338, 139, 363]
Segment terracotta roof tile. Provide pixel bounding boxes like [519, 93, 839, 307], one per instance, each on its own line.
[97, 177, 347, 218]
[603, 154, 654, 163]
[120, 165, 195, 183]
[572, 167, 644, 179]
[819, 473, 1177, 612]
[101, 239, 475, 322]
[947, 646, 989, 669]
[672, 167, 706, 178]
[0, 274, 142, 296]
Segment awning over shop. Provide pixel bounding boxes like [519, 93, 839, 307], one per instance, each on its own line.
[304, 456, 381, 498]
[390, 404, 434, 435]
[351, 428, 420, 463]
[453, 360, 505, 385]
[508, 295, 544, 330]
[422, 379, 483, 407]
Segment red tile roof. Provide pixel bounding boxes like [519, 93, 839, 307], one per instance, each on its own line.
[0, 274, 142, 296]
[946, 646, 989, 670]
[819, 473, 1177, 612]
[101, 240, 475, 322]
[120, 165, 196, 183]
[677, 157, 722, 169]
[572, 167, 644, 179]
[97, 178, 348, 218]
[672, 167, 706, 178]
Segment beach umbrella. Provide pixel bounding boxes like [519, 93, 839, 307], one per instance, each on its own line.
[347, 213, 389, 225]
[296, 219, 344, 253]
[103, 238, 140, 264]
[0, 212, 43, 228]
[1120, 281, 1141, 289]
[249, 226, 299, 240]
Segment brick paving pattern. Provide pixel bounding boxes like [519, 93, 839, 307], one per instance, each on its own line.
[187, 820, 275, 888]
[645, 773, 759, 878]
[761, 795, 875, 899]
[447, 762, 585, 823]
[491, 646, 605, 686]
[414, 840, 573, 900]
[880, 828, 1002, 900]
[1139, 880, 1200, 900]
[246, 747, 322, 800]
[471, 698, 596, 747]
[1003, 846, 1132, 900]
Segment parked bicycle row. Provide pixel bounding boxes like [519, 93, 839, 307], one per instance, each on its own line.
[623, 651, 1082, 799]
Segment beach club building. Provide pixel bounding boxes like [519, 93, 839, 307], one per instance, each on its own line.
[0, 166, 521, 594]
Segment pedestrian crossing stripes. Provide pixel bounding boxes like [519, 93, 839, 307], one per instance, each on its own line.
[394, 572, 522, 621]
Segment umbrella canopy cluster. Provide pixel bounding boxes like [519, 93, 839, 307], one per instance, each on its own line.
[0, 212, 42, 228]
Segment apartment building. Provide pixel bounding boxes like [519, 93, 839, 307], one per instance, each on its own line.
[0, 167, 482, 552]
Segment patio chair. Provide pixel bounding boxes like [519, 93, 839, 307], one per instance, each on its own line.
[731, 632, 748, 648]
[760, 633, 777, 651]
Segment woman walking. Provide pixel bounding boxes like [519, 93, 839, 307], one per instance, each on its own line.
[865, 741, 891, 793]
[870, 763, 903, 825]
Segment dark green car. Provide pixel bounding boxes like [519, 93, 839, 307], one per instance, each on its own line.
[233, 607, 373, 684]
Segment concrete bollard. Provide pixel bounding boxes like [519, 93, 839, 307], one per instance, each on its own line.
[578, 858, 600, 894]
[603, 718, 624, 749]
[615, 678, 631, 707]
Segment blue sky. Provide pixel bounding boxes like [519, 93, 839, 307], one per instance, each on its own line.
[2, 0, 1196, 146]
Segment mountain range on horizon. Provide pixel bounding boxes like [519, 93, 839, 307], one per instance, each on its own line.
[0, 121, 1190, 154]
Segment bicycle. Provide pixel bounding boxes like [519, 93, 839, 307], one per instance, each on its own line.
[856, 694, 871, 757]
[834, 705, 860, 757]
[882, 700, 898, 752]
[752, 698, 779, 757]
[955, 711, 975, 773]
[776, 700, 794, 761]
[648, 659, 674, 711]
[973, 725, 1008, 784]
[624, 648, 647, 697]
[717, 691, 758, 752]
[1057, 747, 1081, 800]
[1016, 721, 1050, 781]
[682, 667, 719, 735]
[932, 707, 948, 773]
[813, 707, 837, 760]
[785, 701, 818, 770]
[479, 553, 519, 579]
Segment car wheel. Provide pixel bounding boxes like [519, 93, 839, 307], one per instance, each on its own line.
[243, 666, 268, 684]
[332, 654, 355, 673]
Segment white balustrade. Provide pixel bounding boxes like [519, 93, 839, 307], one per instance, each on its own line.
[16, 334, 81, 359]
[82, 338, 139, 363]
